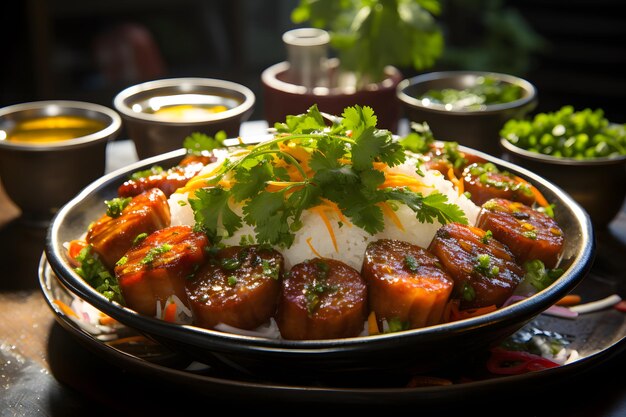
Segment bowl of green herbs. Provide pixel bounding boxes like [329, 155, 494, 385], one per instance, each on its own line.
[500, 106, 626, 227]
[397, 71, 537, 156]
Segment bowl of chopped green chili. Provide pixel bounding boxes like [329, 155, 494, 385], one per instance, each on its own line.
[397, 71, 537, 156]
[500, 106, 626, 227]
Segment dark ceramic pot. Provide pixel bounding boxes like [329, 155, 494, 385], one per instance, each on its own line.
[261, 60, 403, 132]
[501, 138, 626, 227]
[397, 71, 537, 156]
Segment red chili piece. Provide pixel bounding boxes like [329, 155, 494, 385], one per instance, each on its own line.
[486, 347, 560, 375]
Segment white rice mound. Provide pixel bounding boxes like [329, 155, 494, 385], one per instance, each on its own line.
[169, 154, 480, 271]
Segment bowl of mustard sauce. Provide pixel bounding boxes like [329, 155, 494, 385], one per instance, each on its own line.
[113, 77, 255, 159]
[0, 100, 121, 224]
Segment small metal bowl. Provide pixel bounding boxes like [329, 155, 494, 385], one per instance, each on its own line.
[114, 77, 255, 160]
[500, 138, 626, 227]
[397, 71, 537, 155]
[0, 100, 121, 225]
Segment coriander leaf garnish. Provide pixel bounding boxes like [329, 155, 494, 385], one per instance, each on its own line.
[187, 104, 467, 248]
[190, 187, 242, 242]
[183, 131, 227, 155]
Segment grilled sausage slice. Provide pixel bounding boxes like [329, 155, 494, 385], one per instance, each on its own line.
[118, 154, 215, 198]
[477, 198, 564, 269]
[276, 258, 368, 340]
[361, 239, 454, 329]
[114, 225, 209, 316]
[462, 162, 536, 206]
[185, 245, 284, 330]
[86, 188, 171, 269]
[428, 222, 524, 309]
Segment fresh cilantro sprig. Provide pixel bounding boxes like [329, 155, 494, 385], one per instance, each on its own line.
[189, 104, 467, 247]
[183, 130, 227, 155]
[74, 245, 124, 303]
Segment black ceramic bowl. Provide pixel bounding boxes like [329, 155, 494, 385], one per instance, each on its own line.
[397, 71, 537, 156]
[44, 145, 594, 380]
[500, 138, 626, 228]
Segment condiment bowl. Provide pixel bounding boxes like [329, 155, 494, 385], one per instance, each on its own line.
[396, 71, 537, 155]
[113, 77, 255, 159]
[500, 138, 626, 227]
[0, 100, 121, 224]
[44, 144, 595, 380]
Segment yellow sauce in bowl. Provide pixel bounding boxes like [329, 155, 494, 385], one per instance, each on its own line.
[149, 104, 229, 122]
[4, 115, 106, 144]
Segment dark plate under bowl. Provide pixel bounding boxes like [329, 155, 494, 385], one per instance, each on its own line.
[44, 145, 595, 380]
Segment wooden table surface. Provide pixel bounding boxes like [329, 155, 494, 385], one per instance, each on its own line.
[1, 134, 625, 416]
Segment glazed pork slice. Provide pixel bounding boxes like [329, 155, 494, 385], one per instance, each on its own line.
[86, 188, 171, 269]
[185, 245, 284, 330]
[428, 222, 525, 309]
[361, 239, 454, 329]
[477, 198, 564, 269]
[114, 225, 209, 316]
[462, 162, 536, 206]
[276, 258, 368, 340]
[118, 154, 215, 198]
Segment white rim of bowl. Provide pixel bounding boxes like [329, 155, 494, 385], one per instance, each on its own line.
[396, 70, 537, 115]
[0, 100, 122, 151]
[113, 77, 256, 125]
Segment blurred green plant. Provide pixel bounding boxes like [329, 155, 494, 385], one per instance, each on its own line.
[439, 0, 547, 76]
[291, 0, 444, 87]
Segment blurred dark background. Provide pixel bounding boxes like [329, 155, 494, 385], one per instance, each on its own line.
[2, 0, 625, 126]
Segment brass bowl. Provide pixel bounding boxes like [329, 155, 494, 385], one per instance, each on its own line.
[113, 77, 255, 159]
[0, 100, 121, 224]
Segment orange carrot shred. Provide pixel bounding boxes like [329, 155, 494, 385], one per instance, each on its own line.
[447, 167, 464, 196]
[53, 299, 78, 318]
[311, 206, 338, 252]
[449, 303, 497, 321]
[556, 294, 582, 306]
[515, 175, 549, 207]
[306, 237, 324, 258]
[367, 311, 380, 335]
[379, 202, 404, 231]
[99, 315, 119, 326]
[163, 302, 177, 322]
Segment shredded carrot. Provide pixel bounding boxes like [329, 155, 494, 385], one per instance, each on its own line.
[163, 302, 177, 322]
[556, 294, 582, 306]
[380, 172, 428, 192]
[99, 315, 119, 326]
[306, 237, 324, 258]
[449, 302, 497, 321]
[515, 175, 549, 207]
[372, 161, 388, 171]
[53, 299, 78, 318]
[378, 202, 404, 231]
[311, 206, 338, 252]
[447, 167, 464, 196]
[367, 311, 380, 335]
[310, 198, 352, 252]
